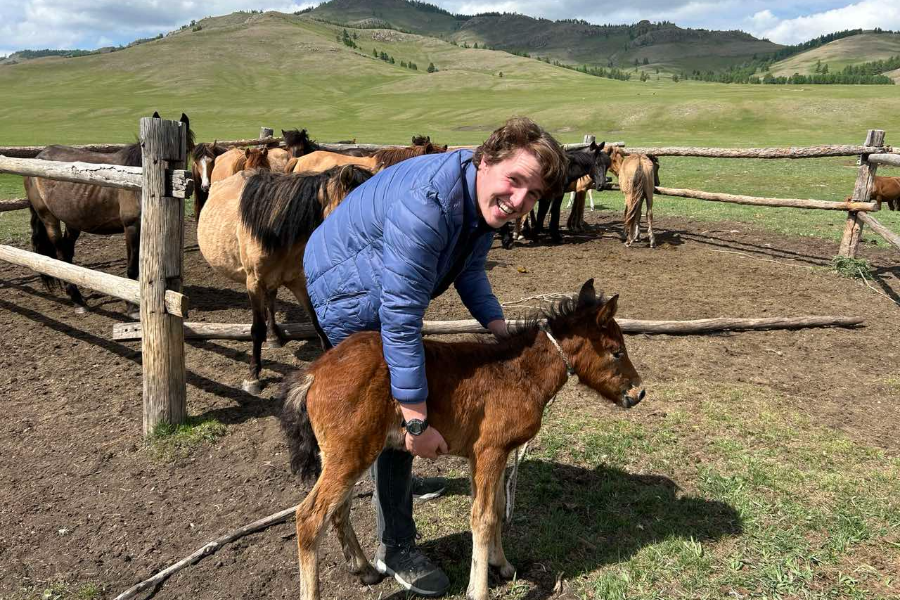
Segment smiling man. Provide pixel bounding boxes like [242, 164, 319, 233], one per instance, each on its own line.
[301, 116, 566, 597]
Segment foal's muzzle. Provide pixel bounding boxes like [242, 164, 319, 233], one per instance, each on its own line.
[621, 386, 646, 409]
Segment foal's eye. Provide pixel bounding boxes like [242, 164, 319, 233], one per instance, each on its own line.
[612, 349, 624, 360]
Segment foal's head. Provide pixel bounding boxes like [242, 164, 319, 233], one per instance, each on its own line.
[244, 147, 271, 171]
[541, 279, 644, 408]
[191, 141, 220, 193]
[320, 164, 373, 217]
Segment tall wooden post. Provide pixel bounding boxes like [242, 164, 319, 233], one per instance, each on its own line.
[839, 129, 884, 257]
[140, 116, 187, 436]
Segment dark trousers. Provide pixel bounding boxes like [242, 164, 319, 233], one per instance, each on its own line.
[372, 447, 417, 547]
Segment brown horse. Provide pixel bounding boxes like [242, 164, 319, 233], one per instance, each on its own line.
[607, 146, 658, 247]
[24, 112, 192, 314]
[566, 173, 602, 233]
[280, 279, 644, 600]
[191, 140, 229, 218]
[286, 140, 447, 174]
[268, 128, 323, 172]
[848, 175, 899, 211]
[197, 165, 373, 393]
[210, 147, 271, 184]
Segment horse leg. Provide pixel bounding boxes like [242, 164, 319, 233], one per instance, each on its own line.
[532, 200, 549, 241]
[514, 216, 525, 241]
[44, 219, 88, 312]
[242, 280, 268, 394]
[331, 496, 382, 585]
[285, 278, 333, 352]
[549, 194, 563, 244]
[499, 222, 514, 250]
[264, 289, 285, 348]
[467, 450, 509, 600]
[647, 197, 656, 248]
[488, 467, 515, 580]
[588, 189, 595, 211]
[124, 223, 141, 319]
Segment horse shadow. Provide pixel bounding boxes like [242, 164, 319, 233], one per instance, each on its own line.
[390, 459, 741, 600]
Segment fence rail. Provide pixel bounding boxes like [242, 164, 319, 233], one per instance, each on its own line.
[0, 156, 193, 199]
[654, 186, 878, 211]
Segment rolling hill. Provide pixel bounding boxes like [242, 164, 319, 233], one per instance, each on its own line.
[770, 32, 900, 79]
[306, 0, 782, 74]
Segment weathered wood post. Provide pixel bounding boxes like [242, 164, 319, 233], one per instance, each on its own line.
[839, 129, 884, 257]
[259, 127, 273, 147]
[140, 116, 188, 435]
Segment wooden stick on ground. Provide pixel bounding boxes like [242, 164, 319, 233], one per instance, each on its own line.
[112, 315, 864, 342]
[114, 505, 299, 600]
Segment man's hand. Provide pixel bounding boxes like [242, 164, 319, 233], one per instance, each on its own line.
[487, 318, 510, 340]
[405, 426, 448, 459]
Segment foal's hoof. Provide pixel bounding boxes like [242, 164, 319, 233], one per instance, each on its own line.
[493, 562, 516, 580]
[241, 379, 263, 394]
[264, 338, 284, 349]
[74, 305, 88, 315]
[357, 564, 385, 585]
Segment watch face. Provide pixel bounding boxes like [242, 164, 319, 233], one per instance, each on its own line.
[406, 419, 427, 436]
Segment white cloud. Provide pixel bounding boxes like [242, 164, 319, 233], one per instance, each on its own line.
[745, 1, 900, 43]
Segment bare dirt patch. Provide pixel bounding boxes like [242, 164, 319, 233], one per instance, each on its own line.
[1, 209, 898, 599]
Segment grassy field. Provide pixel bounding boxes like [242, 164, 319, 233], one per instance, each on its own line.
[770, 33, 900, 79]
[1, 13, 898, 247]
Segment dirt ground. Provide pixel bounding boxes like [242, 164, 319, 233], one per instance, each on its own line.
[1, 208, 898, 599]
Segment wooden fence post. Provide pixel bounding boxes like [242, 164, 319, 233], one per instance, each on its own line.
[259, 127, 273, 147]
[140, 116, 187, 436]
[839, 129, 884, 257]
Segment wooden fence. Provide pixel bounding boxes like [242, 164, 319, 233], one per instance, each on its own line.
[0, 117, 191, 436]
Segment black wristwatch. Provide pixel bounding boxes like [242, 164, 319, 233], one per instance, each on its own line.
[403, 418, 429, 436]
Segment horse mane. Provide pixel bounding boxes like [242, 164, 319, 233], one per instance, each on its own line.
[373, 145, 426, 169]
[411, 135, 431, 145]
[121, 141, 143, 167]
[239, 166, 371, 253]
[282, 128, 321, 156]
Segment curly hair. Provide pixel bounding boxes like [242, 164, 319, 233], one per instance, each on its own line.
[473, 117, 568, 197]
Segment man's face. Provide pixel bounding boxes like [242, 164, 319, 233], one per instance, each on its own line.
[476, 148, 545, 228]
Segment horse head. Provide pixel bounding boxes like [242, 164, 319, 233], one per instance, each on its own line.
[411, 135, 431, 146]
[244, 147, 271, 171]
[283, 128, 317, 157]
[191, 141, 219, 193]
[542, 279, 644, 409]
[322, 165, 373, 217]
[587, 141, 609, 191]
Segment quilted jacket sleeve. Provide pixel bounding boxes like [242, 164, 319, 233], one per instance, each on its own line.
[455, 233, 504, 327]
[379, 187, 449, 403]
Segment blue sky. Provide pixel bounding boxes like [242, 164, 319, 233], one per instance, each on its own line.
[2, 0, 898, 57]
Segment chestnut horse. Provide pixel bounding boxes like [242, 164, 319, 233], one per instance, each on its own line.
[286, 140, 447, 174]
[607, 146, 659, 248]
[847, 175, 899, 211]
[197, 165, 373, 393]
[210, 147, 272, 184]
[280, 279, 644, 600]
[24, 112, 193, 314]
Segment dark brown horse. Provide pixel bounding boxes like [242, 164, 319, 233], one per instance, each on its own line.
[24, 112, 193, 314]
[198, 165, 373, 393]
[191, 140, 229, 218]
[280, 279, 644, 600]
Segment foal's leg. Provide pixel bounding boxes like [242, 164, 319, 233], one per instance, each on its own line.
[548, 194, 563, 244]
[488, 468, 515, 580]
[331, 496, 382, 584]
[242, 279, 268, 394]
[646, 196, 656, 248]
[295, 473, 353, 600]
[467, 450, 510, 600]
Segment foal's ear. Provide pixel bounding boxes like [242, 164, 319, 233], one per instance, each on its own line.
[596, 294, 619, 326]
[152, 111, 161, 119]
[576, 278, 596, 308]
[597, 141, 605, 151]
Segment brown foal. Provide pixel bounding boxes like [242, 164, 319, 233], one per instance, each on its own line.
[280, 279, 645, 600]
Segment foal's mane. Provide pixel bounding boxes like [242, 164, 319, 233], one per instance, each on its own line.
[282, 128, 321, 156]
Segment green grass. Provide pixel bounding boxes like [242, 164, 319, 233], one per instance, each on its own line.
[147, 416, 227, 460]
[8, 580, 103, 600]
[1, 13, 897, 246]
[414, 383, 900, 599]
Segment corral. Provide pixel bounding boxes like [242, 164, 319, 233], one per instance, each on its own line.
[1, 124, 899, 599]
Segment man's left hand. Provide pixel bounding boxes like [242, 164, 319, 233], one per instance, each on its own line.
[487, 319, 509, 340]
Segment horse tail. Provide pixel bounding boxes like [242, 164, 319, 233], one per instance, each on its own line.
[623, 161, 645, 236]
[279, 372, 322, 482]
[28, 204, 60, 291]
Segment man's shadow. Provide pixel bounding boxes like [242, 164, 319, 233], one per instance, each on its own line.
[383, 459, 742, 599]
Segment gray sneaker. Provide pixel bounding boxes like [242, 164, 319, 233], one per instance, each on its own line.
[412, 476, 446, 502]
[374, 543, 450, 597]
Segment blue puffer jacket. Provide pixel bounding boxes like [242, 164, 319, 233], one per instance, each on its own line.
[303, 149, 504, 403]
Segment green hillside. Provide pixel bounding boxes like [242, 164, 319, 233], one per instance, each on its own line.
[307, 0, 782, 74]
[770, 32, 900, 78]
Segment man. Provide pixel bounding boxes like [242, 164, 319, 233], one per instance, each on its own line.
[302, 117, 567, 597]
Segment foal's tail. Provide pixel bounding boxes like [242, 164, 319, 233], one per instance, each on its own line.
[279, 371, 322, 482]
[28, 204, 60, 291]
